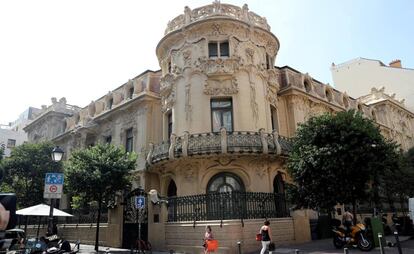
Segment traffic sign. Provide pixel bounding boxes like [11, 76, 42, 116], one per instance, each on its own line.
[44, 173, 64, 199]
[135, 196, 145, 209]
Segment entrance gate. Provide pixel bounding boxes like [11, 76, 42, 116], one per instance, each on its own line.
[122, 188, 148, 249]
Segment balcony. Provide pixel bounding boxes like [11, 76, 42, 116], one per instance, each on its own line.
[146, 129, 292, 165]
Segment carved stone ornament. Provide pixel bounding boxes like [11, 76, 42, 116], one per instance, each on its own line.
[178, 162, 199, 181]
[160, 73, 178, 112]
[215, 156, 235, 166]
[204, 76, 238, 95]
[266, 69, 280, 107]
[248, 158, 268, 178]
[197, 56, 240, 76]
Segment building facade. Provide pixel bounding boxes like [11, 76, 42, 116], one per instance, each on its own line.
[0, 107, 41, 157]
[331, 58, 414, 112]
[24, 2, 414, 253]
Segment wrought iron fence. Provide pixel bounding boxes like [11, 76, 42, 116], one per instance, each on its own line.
[227, 131, 262, 153]
[167, 191, 289, 222]
[188, 133, 221, 155]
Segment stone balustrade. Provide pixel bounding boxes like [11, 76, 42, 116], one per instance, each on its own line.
[146, 128, 292, 165]
[165, 2, 270, 35]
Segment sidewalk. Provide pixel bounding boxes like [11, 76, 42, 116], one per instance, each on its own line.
[75, 236, 413, 254]
[256, 235, 414, 254]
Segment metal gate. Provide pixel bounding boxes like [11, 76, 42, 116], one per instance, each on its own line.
[122, 188, 148, 249]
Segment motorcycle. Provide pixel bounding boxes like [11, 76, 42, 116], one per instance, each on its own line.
[332, 220, 373, 251]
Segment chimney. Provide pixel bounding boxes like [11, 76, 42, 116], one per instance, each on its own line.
[389, 59, 402, 68]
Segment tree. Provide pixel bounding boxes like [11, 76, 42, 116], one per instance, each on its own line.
[65, 144, 136, 251]
[1, 142, 61, 208]
[382, 147, 414, 211]
[287, 110, 401, 219]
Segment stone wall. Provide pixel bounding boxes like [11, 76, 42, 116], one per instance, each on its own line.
[164, 218, 295, 254]
[24, 224, 108, 246]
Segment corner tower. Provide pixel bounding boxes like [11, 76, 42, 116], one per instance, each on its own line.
[156, 1, 280, 138]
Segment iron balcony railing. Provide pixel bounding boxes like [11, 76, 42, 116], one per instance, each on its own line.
[147, 129, 292, 165]
[167, 191, 289, 222]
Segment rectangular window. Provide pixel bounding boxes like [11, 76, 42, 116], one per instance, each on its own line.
[105, 135, 112, 144]
[208, 42, 218, 57]
[209, 41, 229, 58]
[7, 139, 16, 148]
[125, 128, 133, 152]
[211, 99, 233, 132]
[167, 112, 173, 139]
[220, 42, 229, 57]
[270, 106, 279, 131]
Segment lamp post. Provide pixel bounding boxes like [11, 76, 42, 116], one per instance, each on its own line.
[47, 146, 64, 235]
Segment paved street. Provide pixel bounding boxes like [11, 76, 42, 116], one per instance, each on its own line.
[73, 236, 414, 254]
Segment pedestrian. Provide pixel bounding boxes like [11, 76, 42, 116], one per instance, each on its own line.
[259, 220, 272, 254]
[342, 207, 354, 235]
[204, 225, 214, 254]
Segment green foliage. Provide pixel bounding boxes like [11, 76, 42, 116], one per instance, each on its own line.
[382, 147, 414, 207]
[1, 142, 61, 208]
[64, 143, 136, 203]
[287, 110, 401, 211]
[64, 143, 136, 250]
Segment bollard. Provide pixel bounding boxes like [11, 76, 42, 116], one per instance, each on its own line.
[237, 241, 242, 254]
[378, 233, 385, 254]
[394, 231, 403, 254]
[295, 249, 300, 254]
[343, 247, 349, 254]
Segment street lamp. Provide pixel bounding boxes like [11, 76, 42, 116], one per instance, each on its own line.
[48, 146, 64, 236]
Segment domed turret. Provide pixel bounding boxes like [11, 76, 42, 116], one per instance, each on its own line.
[156, 1, 280, 139]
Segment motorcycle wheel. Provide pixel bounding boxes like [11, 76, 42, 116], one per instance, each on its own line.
[357, 234, 373, 251]
[333, 236, 345, 249]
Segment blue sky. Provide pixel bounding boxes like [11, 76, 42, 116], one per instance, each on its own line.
[0, 0, 413, 124]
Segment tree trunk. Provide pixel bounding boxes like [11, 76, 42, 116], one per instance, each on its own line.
[94, 199, 102, 252]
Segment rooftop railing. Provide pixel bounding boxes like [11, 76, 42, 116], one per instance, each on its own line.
[165, 2, 270, 35]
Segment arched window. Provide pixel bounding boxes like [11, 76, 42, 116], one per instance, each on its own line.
[371, 109, 377, 121]
[273, 173, 287, 217]
[167, 180, 177, 197]
[273, 173, 285, 194]
[128, 87, 134, 99]
[343, 96, 349, 109]
[304, 80, 312, 93]
[206, 172, 245, 220]
[207, 172, 244, 193]
[167, 179, 177, 222]
[325, 88, 333, 102]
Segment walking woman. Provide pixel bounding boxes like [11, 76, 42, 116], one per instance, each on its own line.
[259, 220, 272, 254]
[204, 225, 214, 254]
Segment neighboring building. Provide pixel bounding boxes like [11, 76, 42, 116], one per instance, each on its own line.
[331, 58, 414, 112]
[0, 125, 26, 157]
[24, 2, 414, 253]
[24, 97, 81, 143]
[0, 107, 41, 157]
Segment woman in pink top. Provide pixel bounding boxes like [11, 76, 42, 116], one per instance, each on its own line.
[204, 225, 214, 254]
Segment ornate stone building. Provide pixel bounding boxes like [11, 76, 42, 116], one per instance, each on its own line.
[24, 2, 414, 253]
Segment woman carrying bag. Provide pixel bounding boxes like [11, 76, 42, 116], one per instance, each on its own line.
[259, 220, 272, 254]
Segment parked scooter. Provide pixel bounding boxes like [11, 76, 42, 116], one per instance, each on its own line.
[43, 239, 80, 254]
[332, 219, 373, 251]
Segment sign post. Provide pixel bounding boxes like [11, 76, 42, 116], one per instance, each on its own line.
[44, 173, 64, 235]
[135, 196, 145, 253]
